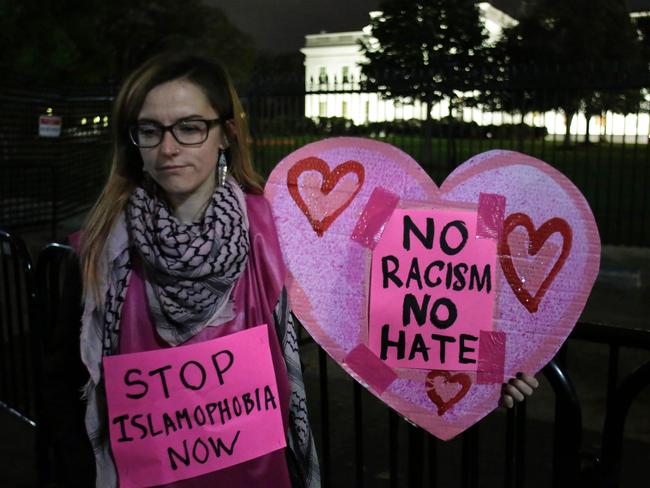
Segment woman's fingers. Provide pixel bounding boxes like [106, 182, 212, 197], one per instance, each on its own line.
[499, 394, 514, 409]
[517, 372, 539, 389]
[500, 373, 539, 408]
[502, 382, 525, 402]
[509, 378, 534, 396]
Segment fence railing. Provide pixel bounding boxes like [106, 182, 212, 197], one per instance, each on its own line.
[0, 229, 648, 487]
[243, 77, 650, 248]
[0, 85, 113, 239]
[0, 230, 36, 425]
[1, 71, 650, 243]
[296, 321, 650, 488]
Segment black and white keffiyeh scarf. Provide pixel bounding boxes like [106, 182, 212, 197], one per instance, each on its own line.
[102, 177, 249, 353]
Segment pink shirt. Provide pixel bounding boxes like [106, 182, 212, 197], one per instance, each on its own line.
[116, 194, 292, 488]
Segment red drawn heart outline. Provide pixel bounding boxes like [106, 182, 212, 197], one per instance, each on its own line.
[287, 157, 365, 237]
[425, 370, 473, 416]
[498, 213, 573, 313]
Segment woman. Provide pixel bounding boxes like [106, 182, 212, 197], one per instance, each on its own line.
[78, 51, 536, 487]
[79, 52, 318, 487]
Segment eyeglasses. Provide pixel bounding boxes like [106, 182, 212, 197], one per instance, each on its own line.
[129, 118, 221, 148]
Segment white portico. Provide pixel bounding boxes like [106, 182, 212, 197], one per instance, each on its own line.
[300, 4, 516, 126]
[300, 3, 650, 142]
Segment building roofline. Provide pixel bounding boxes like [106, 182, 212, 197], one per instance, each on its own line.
[305, 31, 363, 40]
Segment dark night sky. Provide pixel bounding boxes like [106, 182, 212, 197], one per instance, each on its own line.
[206, 0, 381, 54]
[206, 0, 650, 55]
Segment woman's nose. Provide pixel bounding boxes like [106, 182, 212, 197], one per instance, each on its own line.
[159, 130, 180, 155]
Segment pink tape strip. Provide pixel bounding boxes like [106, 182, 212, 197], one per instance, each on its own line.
[476, 193, 506, 240]
[477, 331, 506, 384]
[351, 187, 400, 249]
[343, 344, 397, 394]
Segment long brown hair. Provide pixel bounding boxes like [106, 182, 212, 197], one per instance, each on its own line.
[81, 51, 263, 301]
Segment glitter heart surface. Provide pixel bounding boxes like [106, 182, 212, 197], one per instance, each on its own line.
[287, 156, 365, 237]
[265, 137, 600, 440]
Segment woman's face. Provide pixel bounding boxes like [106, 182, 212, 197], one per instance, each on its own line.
[136, 79, 226, 201]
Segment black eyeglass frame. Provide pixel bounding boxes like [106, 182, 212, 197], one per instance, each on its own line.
[128, 118, 222, 148]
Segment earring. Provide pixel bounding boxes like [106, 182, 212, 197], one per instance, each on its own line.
[217, 148, 228, 186]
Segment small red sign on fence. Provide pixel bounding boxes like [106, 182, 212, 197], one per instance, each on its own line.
[38, 115, 62, 138]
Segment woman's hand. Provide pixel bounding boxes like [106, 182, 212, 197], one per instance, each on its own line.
[499, 373, 539, 408]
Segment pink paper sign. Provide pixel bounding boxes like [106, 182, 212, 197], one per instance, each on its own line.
[103, 324, 286, 488]
[265, 138, 600, 440]
[368, 208, 497, 370]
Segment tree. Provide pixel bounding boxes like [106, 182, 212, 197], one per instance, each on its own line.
[97, 0, 256, 83]
[635, 13, 650, 64]
[493, 0, 644, 144]
[0, 0, 98, 83]
[632, 13, 650, 115]
[359, 0, 491, 166]
[0, 0, 255, 85]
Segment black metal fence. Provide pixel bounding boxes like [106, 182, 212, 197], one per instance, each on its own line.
[1, 68, 650, 246]
[0, 229, 648, 487]
[296, 322, 650, 488]
[244, 70, 650, 248]
[0, 84, 113, 237]
[0, 230, 36, 424]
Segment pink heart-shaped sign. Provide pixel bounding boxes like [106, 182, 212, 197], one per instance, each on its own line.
[264, 137, 600, 440]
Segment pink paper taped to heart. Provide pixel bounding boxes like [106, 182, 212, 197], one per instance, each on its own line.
[265, 137, 600, 440]
[368, 208, 497, 372]
[103, 324, 286, 487]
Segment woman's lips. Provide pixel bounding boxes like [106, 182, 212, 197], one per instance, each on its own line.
[159, 165, 187, 172]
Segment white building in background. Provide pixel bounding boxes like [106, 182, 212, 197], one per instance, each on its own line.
[300, 3, 650, 142]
